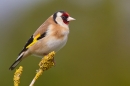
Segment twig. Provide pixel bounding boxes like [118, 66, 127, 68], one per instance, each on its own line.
[29, 51, 55, 86]
[13, 66, 23, 86]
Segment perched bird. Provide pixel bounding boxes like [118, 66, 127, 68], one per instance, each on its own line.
[9, 11, 75, 70]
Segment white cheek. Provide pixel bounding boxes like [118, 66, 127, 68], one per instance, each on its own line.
[56, 17, 69, 28]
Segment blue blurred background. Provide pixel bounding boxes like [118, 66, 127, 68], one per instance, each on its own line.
[1, 0, 130, 86]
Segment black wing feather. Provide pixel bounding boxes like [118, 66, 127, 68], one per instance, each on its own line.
[18, 32, 47, 55]
[18, 35, 33, 55]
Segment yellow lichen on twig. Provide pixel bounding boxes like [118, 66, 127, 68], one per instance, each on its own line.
[13, 66, 23, 86]
[29, 51, 55, 86]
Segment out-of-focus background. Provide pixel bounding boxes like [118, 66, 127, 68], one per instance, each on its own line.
[1, 0, 130, 86]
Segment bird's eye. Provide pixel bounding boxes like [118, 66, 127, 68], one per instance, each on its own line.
[62, 16, 66, 20]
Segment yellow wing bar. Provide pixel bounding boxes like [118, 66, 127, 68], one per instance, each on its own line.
[26, 34, 41, 48]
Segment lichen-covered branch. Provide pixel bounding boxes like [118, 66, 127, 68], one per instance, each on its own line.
[13, 66, 23, 86]
[29, 51, 55, 86]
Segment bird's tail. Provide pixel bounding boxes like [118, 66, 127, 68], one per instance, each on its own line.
[9, 52, 24, 70]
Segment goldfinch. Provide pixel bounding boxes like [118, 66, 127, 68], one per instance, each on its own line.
[9, 11, 75, 70]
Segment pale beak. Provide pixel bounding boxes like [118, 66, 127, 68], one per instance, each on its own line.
[67, 17, 76, 21]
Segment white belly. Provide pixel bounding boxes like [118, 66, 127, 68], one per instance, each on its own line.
[47, 36, 68, 52]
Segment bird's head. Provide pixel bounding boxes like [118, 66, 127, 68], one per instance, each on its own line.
[53, 11, 75, 26]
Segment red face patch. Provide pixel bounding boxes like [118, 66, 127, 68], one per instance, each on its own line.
[61, 12, 70, 24]
[63, 12, 69, 17]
